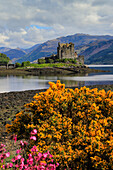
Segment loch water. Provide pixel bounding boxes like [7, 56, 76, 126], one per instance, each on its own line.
[0, 65, 113, 93]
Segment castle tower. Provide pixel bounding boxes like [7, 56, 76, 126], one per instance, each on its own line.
[57, 42, 75, 59]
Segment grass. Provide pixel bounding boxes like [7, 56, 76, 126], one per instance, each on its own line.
[17, 63, 78, 69]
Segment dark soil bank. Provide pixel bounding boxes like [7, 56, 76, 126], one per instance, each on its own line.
[0, 89, 46, 140]
[0, 66, 107, 76]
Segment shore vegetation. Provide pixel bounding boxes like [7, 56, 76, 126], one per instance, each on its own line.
[15, 58, 79, 69]
[16, 62, 79, 69]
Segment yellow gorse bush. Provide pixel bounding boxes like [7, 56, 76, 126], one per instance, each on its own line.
[6, 80, 113, 169]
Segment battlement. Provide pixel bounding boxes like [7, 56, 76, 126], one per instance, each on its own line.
[58, 42, 74, 48]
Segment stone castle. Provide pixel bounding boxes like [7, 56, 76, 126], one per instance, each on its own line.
[57, 42, 76, 59]
[41, 42, 84, 65]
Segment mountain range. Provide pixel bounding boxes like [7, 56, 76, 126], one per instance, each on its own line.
[1, 33, 113, 64]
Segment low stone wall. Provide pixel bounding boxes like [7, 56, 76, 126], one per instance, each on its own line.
[0, 63, 15, 69]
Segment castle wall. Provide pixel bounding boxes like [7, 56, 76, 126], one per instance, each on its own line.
[78, 55, 84, 65]
[75, 55, 84, 65]
[57, 42, 75, 59]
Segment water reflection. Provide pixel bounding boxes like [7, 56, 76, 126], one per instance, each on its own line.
[0, 75, 82, 93]
[1, 66, 113, 93]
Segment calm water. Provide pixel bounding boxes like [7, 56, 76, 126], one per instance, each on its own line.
[0, 65, 113, 93]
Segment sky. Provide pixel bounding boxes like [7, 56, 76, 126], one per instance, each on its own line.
[0, 0, 113, 49]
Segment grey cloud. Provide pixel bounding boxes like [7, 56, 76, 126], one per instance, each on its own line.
[92, 0, 113, 6]
[0, 0, 113, 48]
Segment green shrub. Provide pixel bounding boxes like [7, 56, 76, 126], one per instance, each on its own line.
[38, 59, 46, 64]
[72, 59, 77, 64]
[47, 59, 54, 63]
[21, 61, 30, 67]
[55, 58, 77, 64]
[63, 58, 68, 63]
[15, 62, 21, 68]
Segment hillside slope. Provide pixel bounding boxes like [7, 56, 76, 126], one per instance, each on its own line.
[22, 44, 40, 54]
[4, 49, 26, 62]
[77, 39, 113, 64]
[0, 47, 11, 53]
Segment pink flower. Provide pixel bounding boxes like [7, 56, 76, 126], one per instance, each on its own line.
[6, 163, 13, 168]
[30, 136, 37, 141]
[40, 162, 47, 166]
[2, 165, 5, 169]
[51, 159, 53, 162]
[57, 163, 59, 166]
[16, 149, 21, 154]
[10, 135, 17, 143]
[9, 163, 13, 168]
[15, 164, 19, 168]
[21, 158, 25, 162]
[48, 163, 56, 169]
[24, 141, 28, 145]
[0, 144, 5, 148]
[14, 135, 17, 143]
[31, 146, 38, 152]
[20, 140, 24, 146]
[43, 153, 48, 158]
[3, 148, 6, 152]
[20, 159, 24, 169]
[38, 152, 42, 160]
[40, 165, 45, 169]
[12, 158, 15, 162]
[31, 129, 37, 135]
[5, 152, 10, 157]
[15, 154, 21, 160]
[27, 157, 33, 165]
[47, 151, 53, 158]
[28, 153, 32, 158]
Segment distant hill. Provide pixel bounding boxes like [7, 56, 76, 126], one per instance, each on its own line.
[0, 47, 11, 53]
[76, 39, 113, 64]
[4, 49, 26, 63]
[21, 44, 41, 54]
[0, 45, 41, 63]
[16, 33, 113, 63]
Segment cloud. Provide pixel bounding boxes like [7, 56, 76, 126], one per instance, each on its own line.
[92, 0, 113, 6]
[0, 0, 113, 48]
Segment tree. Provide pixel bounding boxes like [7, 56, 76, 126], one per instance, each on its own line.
[21, 61, 30, 67]
[0, 53, 10, 64]
[15, 62, 21, 68]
